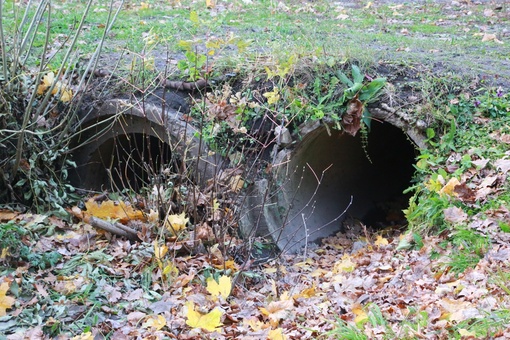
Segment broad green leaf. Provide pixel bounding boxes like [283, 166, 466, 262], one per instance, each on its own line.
[336, 70, 353, 87]
[359, 78, 387, 102]
[351, 65, 364, 84]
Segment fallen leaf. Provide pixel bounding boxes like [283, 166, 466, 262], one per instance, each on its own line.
[84, 199, 145, 224]
[143, 315, 166, 331]
[185, 301, 223, 332]
[260, 299, 293, 326]
[165, 212, 189, 235]
[494, 159, 510, 174]
[439, 177, 460, 196]
[71, 332, 94, 340]
[374, 235, 389, 247]
[342, 95, 363, 136]
[352, 303, 368, 325]
[0, 282, 15, 316]
[481, 33, 503, 44]
[444, 207, 468, 224]
[268, 328, 287, 340]
[333, 254, 356, 273]
[206, 275, 232, 300]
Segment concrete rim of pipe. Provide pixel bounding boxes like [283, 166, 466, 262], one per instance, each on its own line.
[240, 108, 426, 253]
[70, 96, 216, 191]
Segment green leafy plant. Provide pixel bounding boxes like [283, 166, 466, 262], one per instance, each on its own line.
[336, 64, 387, 129]
[0, 220, 62, 270]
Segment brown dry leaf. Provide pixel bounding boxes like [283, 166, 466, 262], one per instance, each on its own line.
[444, 207, 468, 224]
[480, 33, 503, 44]
[260, 299, 294, 325]
[494, 159, 510, 174]
[454, 183, 476, 203]
[0, 210, 19, 222]
[439, 298, 480, 322]
[342, 95, 363, 136]
[84, 198, 145, 224]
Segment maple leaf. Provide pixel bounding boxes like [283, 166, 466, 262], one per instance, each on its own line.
[37, 72, 55, 95]
[0, 282, 15, 317]
[185, 301, 223, 332]
[165, 212, 189, 235]
[71, 332, 94, 340]
[438, 177, 460, 197]
[374, 235, 389, 247]
[153, 241, 168, 263]
[206, 275, 232, 300]
[333, 254, 356, 273]
[259, 299, 293, 325]
[143, 315, 166, 331]
[84, 198, 145, 224]
[352, 304, 368, 325]
[268, 328, 288, 340]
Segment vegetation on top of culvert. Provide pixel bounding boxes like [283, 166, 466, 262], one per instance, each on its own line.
[1, 0, 510, 338]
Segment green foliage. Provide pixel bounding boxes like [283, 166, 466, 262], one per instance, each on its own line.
[177, 50, 208, 81]
[0, 0, 118, 212]
[446, 226, 489, 274]
[0, 220, 62, 270]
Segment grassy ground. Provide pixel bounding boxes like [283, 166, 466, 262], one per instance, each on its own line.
[1, 0, 510, 339]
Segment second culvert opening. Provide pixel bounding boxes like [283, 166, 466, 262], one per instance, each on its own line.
[87, 133, 175, 192]
[272, 121, 417, 252]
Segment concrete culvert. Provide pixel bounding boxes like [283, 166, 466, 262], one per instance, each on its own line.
[70, 96, 215, 192]
[241, 119, 420, 253]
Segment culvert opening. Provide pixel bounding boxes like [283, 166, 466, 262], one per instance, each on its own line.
[85, 133, 175, 192]
[273, 121, 417, 252]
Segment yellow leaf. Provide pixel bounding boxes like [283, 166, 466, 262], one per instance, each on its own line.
[185, 301, 223, 332]
[140, 2, 149, 10]
[259, 299, 293, 323]
[333, 254, 356, 273]
[263, 89, 280, 105]
[268, 328, 287, 340]
[439, 178, 460, 197]
[37, 72, 55, 95]
[0, 248, 9, 260]
[0, 282, 15, 317]
[143, 315, 166, 331]
[213, 259, 238, 271]
[374, 235, 389, 246]
[153, 241, 168, 262]
[353, 304, 368, 325]
[71, 332, 94, 340]
[165, 212, 189, 235]
[458, 328, 476, 337]
[190, 11, 199, 25]
[59, 86, 73, 103]
[162, 262, 179, 278]
[84, 198, 145, 224]
[206, 275, 231, 299]
[229, 175, 244, 192]
[206, 0, 215, 8]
